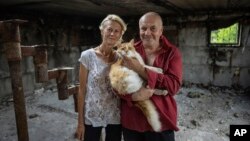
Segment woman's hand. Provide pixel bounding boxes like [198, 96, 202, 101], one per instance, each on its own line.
[75, 123, 85, 141]
[132, 86, 154, 101]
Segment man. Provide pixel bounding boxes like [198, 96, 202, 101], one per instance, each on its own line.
[121, 12, 182, 141]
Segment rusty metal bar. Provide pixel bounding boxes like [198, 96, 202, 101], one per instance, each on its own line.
[0, 20, 29, 141]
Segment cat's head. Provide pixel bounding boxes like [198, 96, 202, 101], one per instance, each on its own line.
[117, 39, 136, 58]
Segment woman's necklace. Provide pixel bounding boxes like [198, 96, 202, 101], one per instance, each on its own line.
[98, 46, 112, 57]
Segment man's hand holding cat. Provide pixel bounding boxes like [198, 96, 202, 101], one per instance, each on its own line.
[132, 86, 154, 101]
[122, 56, 148, 79]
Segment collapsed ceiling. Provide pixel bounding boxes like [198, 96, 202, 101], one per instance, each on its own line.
[0, 0, 250, 18]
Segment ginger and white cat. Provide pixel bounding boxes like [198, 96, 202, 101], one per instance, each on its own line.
[109, 39, 167, 132]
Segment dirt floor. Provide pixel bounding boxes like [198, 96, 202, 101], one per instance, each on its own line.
[0, 85, 249, 141]
[175, 85, 250, 141]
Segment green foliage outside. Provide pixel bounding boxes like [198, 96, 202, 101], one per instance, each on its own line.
[210, 23, 239, 44]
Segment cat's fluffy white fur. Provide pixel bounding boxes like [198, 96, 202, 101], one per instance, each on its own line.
[141, 100, 161, 132]
[121, 67, 143, 93]
[109, 40, 167, 132]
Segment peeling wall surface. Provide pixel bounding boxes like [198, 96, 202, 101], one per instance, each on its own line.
[179, 24, 250, 89]
[1, 15, 250, 98]
[0, 17, 97, 98]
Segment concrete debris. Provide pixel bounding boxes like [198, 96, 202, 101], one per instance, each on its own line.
[0, 85, 249, 141]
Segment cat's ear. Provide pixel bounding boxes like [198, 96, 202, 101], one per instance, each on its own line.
[129, 39, 134, 44]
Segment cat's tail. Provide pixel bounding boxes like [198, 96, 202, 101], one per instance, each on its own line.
[135, 100, 161, 132]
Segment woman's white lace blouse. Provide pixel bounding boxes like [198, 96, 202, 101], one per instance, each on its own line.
[78, 48, 120, 127]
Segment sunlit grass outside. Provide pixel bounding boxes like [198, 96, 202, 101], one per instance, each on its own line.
[210, 23, 239, 44]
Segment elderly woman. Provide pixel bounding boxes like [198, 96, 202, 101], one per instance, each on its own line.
[75, 14, 127, 141]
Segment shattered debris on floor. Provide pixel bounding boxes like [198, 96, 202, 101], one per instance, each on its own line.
[0, 88, 78, 141]
[175, 86, 250, 141]
[0, 86, 249, 141]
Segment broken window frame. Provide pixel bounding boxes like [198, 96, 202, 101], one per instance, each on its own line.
[208, 22, 242, 47]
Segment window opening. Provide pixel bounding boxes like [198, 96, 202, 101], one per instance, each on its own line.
[209, 22, 241, 47]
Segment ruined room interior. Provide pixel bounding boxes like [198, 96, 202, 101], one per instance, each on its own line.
[0, 0, 250, 141]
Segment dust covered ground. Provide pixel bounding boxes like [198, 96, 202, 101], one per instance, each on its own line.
[0, 85, 249, 141]
[175, 85, 250, 141]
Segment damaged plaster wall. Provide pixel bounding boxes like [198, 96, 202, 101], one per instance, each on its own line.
[1, 15, 250, 99]
[179, 27, 212, 85]
[0, 16, 101, 98]
[178, 20, 250, 89]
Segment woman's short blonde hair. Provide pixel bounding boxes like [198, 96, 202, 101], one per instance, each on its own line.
[99, 14, 127, 35]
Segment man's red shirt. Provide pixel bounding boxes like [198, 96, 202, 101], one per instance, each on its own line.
[121, 35, 183, 132]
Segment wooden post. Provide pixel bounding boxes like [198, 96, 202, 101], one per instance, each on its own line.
[68, 84, 79, 112]
[21, 45, 49, 83]
[48, 67, 73, 100]
[0, 19, 29, 141]
[57, 69, 68, 100]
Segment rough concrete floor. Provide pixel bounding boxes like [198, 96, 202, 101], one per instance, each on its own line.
[0, 85, 249, 141]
